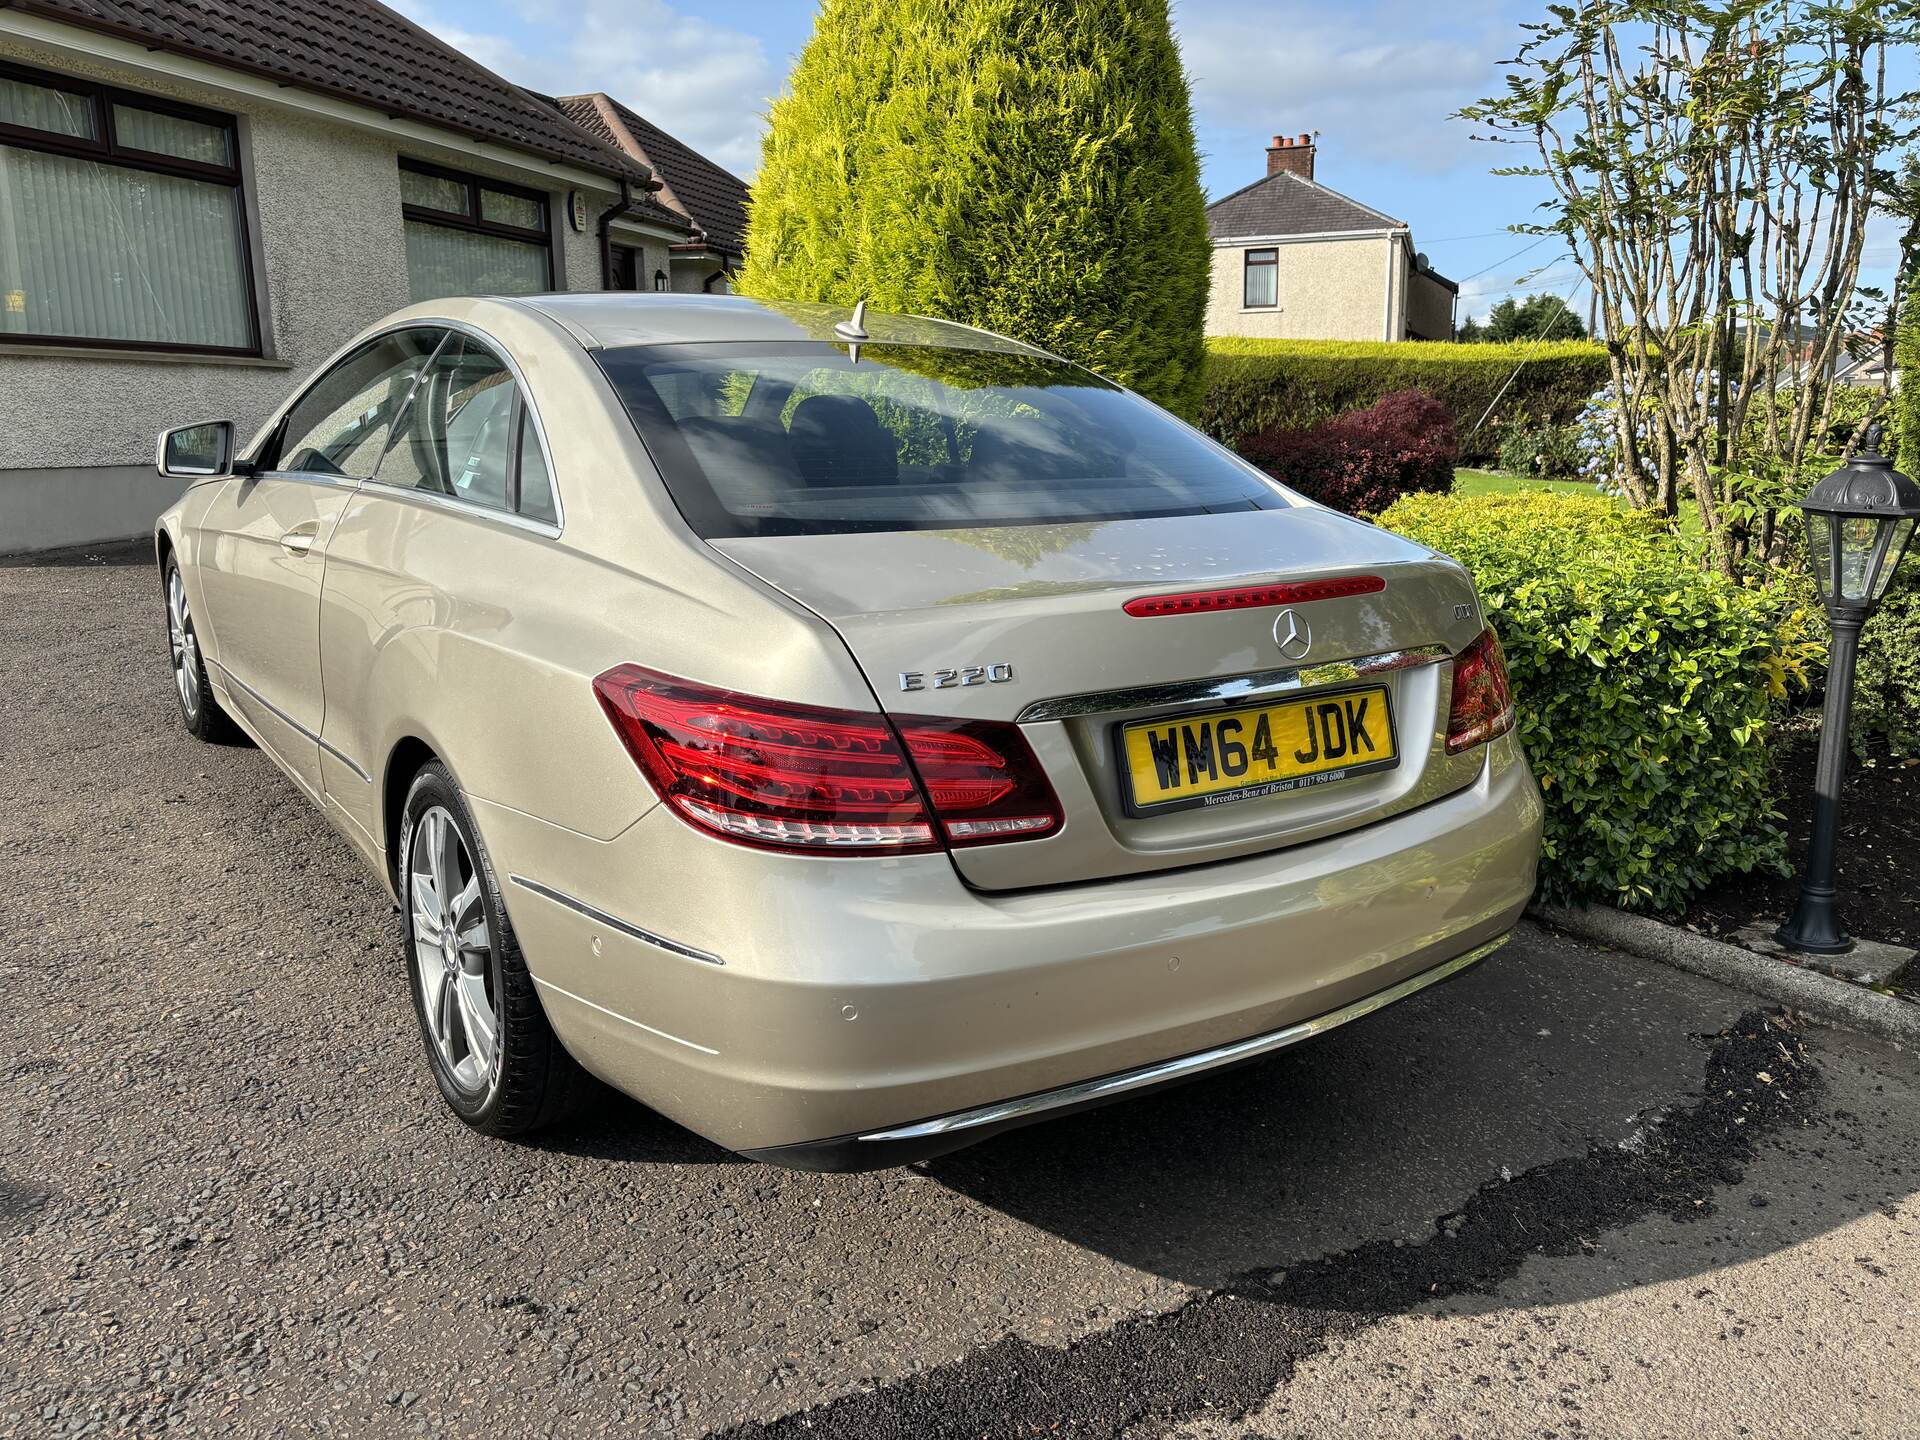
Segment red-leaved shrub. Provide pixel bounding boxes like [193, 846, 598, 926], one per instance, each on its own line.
[1237, 389, 1456, 515]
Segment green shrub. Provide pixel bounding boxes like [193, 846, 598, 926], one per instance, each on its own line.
[1496, 417, 1585, 480]
[1200, 338, 1610, 465]
[738, 0, 1210, 416]
[1238, 389, 1455, 514]
[1855, 552, 1920, 756]
[1377, 490, 1806, 912]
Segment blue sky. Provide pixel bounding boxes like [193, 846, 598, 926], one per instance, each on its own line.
[395, 0, 1913, 323]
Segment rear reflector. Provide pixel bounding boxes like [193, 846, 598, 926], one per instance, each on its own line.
[593, 665, 1062, 855]
[1445, 628, 1516, 754]
[1122, 575, 1385, 617]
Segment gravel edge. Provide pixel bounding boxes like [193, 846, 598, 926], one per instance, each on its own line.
[1531, 904, 1918, 1045]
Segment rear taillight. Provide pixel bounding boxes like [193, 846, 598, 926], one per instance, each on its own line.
[1445, 628, 1516, 755]
[592, 665, 1063, 855]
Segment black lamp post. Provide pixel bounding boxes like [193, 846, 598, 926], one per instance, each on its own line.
[1775, 423, 1920, 954]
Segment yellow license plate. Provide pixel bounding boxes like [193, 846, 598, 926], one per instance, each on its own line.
[1119, 685, 1398, 814]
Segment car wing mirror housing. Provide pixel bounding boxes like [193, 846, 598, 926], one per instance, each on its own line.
[157, 420, 253, 479]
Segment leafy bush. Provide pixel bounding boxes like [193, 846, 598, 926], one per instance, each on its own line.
[1854, 552, 1920, 756]
[1201, 338, 1609, 465]
[1377, 490, 1807, 912]
[1238, 389, 1455, 515]
[1893, 240, 1920, 477]
[738, 0, 1211, 416]
[1496, 417, 1585, 480]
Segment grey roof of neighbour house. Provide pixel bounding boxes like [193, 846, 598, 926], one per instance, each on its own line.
[10, 0, 651, 180]
[1205, 170, 1404, 240]
[555, 93, 749, 255]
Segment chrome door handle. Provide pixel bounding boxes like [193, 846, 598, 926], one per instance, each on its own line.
[279, 528, 316, 556]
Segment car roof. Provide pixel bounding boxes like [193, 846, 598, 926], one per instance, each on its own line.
[506, 293, 1056, 357]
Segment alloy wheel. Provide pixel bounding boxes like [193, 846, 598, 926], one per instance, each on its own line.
[407, 805, 500, 1097]
[166, 567, 201, 716]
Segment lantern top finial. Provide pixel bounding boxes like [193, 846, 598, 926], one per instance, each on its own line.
[1800, 428, 1920, 521]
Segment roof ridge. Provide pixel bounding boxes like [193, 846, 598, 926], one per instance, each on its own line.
[1204, 168, 1284, 211]
[607, 96, 751, 192]
[583, 92, 697, 234]
[1276, 170, 1405, 229]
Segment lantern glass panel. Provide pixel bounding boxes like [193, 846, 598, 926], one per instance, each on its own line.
[1806, 512, 1834, 603]
[1837, 516, 1884, 602]
[1871, 518, 1915, 602]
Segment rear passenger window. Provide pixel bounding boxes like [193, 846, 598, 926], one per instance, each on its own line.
[372, 333, 559, 527]
[516, 415, 556, 525]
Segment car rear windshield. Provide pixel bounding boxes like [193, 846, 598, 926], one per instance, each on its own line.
[595, 342, 1289, 538]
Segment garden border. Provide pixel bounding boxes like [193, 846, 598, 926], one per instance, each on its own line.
[1532, 903, 1919, 1045]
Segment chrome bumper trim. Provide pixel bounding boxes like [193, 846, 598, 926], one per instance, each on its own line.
[856, 933, 1508, 1144]
[1014, 644, 1452, 723]
[508, 874, 724, 966]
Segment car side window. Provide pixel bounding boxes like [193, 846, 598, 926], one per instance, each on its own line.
[374, 333, 558, 526]
[515, 412, 557, 525]
[270, 329, 444, 478]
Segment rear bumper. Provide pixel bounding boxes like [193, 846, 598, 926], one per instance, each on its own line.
[742, 933, 1509, 1171]
[475, 732, 1543, 1161]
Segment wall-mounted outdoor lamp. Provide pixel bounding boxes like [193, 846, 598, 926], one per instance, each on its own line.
[1775, 423, 1920, 954]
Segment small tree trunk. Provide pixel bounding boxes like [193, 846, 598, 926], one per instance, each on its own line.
[1685, 443, 1735, 575]
[1655, 417, 1680, 517]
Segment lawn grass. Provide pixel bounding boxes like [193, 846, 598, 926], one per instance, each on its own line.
[1452, 468, 1598, 499]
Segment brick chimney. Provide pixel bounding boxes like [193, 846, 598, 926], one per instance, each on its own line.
[1265, 132, 1316, 181]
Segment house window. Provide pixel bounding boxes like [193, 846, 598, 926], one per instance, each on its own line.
[399, 160, 551, 302]
[1243, 248, 1278, 309]
[0, 60, 258, 353]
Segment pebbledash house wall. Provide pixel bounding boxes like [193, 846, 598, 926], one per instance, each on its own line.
[0, 22, 674, 554]
[1204, 234, 1400, 342]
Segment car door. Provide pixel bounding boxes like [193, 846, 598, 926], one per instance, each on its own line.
[194, 328, 444, 797]
[316, 330, 563, 850]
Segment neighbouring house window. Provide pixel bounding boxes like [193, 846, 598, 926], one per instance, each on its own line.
[1243, 248, 1278, 308]
[399, 160, 551, 301]
[0, 60, 258, 353]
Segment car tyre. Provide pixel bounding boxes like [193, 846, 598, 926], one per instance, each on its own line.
[400, 761, 591, 1136]
[164, 556, 243, 745]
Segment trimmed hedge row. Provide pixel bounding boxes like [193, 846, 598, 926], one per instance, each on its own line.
[1856, 552, 1920, 757]
[1200, 338, 1611, 465]
[1378, 490, 1809, 913]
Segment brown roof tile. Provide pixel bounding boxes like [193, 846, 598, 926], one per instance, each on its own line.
[556, 92, 748, 255]
[13, 0, 650, 181]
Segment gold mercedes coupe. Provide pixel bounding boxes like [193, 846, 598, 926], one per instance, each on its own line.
[153, 295, 1542, 1169]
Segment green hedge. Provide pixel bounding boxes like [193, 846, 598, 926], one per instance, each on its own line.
[1378, 490, 1807, 912]
[1856, 552, 1920, 756]
[1201, 338, 1611, 465]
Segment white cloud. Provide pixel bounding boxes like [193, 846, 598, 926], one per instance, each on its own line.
[1174, 1, 1506, 173]
[392, 0, 777, 177]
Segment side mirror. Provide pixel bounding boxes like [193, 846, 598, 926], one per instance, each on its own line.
[157, 420, 250, 479]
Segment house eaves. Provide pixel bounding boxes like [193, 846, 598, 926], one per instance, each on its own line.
[3, 0, 652, 184]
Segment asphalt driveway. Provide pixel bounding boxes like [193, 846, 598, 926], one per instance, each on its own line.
[2, 544, 1915, 1438]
